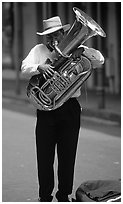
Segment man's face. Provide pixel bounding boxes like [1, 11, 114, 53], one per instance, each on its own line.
[46, 29, 64, 47]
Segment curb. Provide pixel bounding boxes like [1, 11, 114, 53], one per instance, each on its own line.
[2, 92, 28, 104]
[2, 92, 121, 125]
[82, 108, 121, 125]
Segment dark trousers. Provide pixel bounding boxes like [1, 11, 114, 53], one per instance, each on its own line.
[35, 98, 81, 199]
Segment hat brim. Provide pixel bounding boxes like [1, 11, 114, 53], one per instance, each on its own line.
[37, 24, 70, 36]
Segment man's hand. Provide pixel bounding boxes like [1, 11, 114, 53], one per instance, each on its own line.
[37, 63, 55, 79]
[72, 47, 84, 60]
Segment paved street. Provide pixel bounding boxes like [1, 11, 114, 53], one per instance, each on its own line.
[2, 99, 121, 202]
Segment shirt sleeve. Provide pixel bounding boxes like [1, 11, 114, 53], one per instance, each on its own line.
[21, 46, 40, 79]
[79, 45, 105, 68]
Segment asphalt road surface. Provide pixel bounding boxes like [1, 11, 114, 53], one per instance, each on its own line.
[2, 98, 121, 202]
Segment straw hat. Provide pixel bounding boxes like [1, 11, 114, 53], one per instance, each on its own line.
[37, 16, 70, 35]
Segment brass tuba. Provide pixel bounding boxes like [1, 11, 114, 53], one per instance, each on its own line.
[27, 7, 106, 110]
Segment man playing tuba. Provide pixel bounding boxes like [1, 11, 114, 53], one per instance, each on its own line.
[21, 13, 104, 202]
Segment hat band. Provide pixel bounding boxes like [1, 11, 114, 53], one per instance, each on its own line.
[44, 24, 62, 32]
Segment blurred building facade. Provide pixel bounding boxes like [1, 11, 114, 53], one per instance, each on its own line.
[2, 2, 121, 95]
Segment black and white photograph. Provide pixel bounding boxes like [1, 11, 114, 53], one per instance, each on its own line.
[2, 2, 121, 202]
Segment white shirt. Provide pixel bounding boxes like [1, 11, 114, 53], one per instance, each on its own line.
[21, 44, 104, 98]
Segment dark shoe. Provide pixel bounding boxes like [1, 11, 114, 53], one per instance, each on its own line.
[56, 191, 70, 202]
[38, 195, 53, 202]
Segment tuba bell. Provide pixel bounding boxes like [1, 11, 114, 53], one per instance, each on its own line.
[27, 7, 106, 111]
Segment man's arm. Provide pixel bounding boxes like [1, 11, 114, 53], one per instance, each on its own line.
[79, 45, 105, 68]
[21, 46, 40, 79]
[21, 44, 55, 79]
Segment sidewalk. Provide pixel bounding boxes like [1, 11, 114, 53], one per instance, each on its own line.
[3, 107, 121, 202]
[2, 69, 121, 125]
